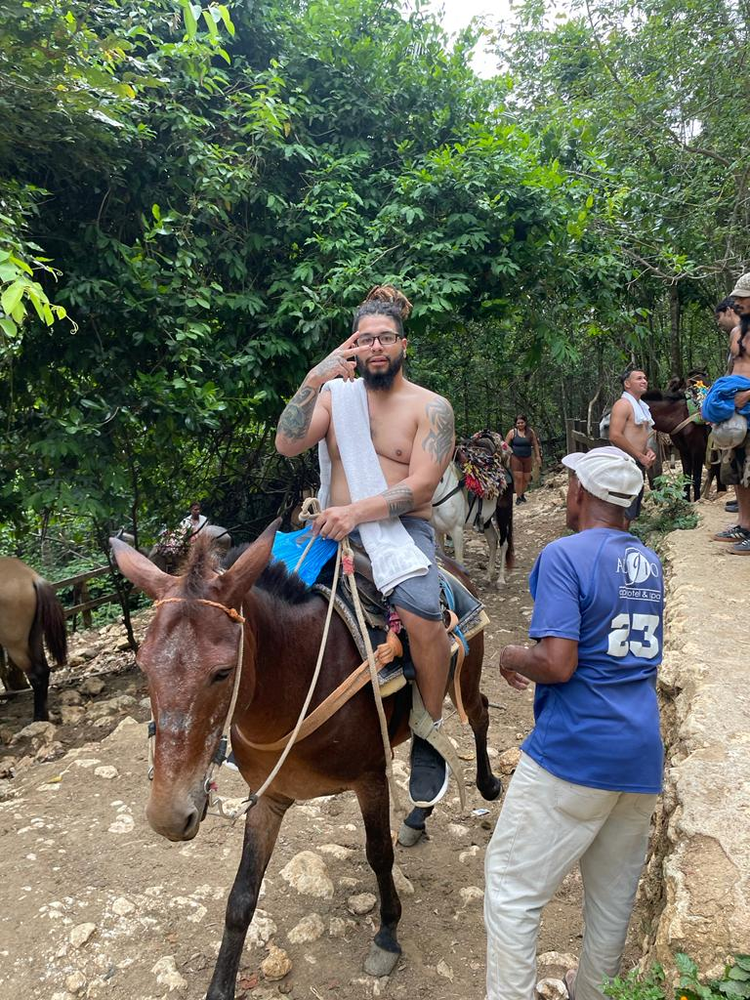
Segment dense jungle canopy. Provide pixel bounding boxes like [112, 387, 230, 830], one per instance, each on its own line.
[1, 0, 748, 557]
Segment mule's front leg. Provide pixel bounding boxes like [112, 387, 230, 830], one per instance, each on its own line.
[207, 794, 291, 1000]
[355, 776, 402, 977]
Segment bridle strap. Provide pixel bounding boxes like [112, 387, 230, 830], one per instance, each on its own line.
[154, 597, 245, 623]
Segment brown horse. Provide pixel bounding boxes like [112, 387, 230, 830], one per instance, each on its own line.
[0, 557, 68, 721]
[110, 524, 501, 999]
[643, 390, 715, 500]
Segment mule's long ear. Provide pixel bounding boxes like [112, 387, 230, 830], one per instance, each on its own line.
[218, 519, 280, 606]
[110, 537, 172, 600]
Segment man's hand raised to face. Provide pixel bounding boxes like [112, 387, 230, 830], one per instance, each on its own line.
[307, 333, 372, 389]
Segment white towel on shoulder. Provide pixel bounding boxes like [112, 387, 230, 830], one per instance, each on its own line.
[317, 378, 430, 596]
[621, 391, 654, 427]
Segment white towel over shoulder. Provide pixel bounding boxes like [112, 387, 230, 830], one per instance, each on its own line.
[317, 378, 430, 596]
[621, 391, 654, 428]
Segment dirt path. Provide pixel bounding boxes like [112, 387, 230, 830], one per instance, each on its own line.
[1, 481, 596, 1000]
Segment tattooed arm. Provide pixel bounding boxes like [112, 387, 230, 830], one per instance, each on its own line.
[312, 394, 455, 539]
[275, 333, 370, 456]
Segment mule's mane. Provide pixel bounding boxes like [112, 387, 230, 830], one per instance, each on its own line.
[222, 543, 314, 606]
[179, 536, 223, 597]
[642, 389, 685, 403]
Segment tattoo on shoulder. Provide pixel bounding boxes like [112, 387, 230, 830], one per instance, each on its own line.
[422, 398, 455, 464]
[278, 384, 318, 440]
[382, 485, 414, 518]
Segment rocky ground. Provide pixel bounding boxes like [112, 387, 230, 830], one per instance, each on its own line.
[0, 477, 641, 1000]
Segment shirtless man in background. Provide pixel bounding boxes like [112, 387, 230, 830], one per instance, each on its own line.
[607, 368, 656, 522]
[712, 273, 750, 552]
[275, 293, 456, 805]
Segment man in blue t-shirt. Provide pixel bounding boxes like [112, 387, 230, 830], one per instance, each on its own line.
[484, 446, 664, 1000]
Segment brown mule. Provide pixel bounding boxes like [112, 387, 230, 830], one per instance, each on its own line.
[0, 557, 68, 721]
[110, 522, 502, 1000]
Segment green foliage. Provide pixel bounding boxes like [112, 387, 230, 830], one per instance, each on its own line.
[676, 953, 750, 1000]
[602, 961, 666, 1000]
[0, 0, 744, 553]
[602, 955, 750, 1000]
[629, 473, 699, 548]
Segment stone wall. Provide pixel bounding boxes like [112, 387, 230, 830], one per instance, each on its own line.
[648, 502, 750, 975]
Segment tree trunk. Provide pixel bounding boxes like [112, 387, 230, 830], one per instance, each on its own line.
[669, 284, 683, 378]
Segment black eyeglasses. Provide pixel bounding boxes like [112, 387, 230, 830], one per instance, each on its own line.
[354, 333, 400, 348]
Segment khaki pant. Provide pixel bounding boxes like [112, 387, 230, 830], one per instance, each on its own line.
[484, 753, 657, 1000]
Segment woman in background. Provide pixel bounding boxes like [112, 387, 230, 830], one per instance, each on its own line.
[505, 415, 542, 505]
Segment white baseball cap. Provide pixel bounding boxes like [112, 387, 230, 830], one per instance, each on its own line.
[562, 446, 644, 507]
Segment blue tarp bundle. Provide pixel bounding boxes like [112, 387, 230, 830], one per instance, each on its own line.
[271, 528, 337, 585]
[701, 374, 750, 423]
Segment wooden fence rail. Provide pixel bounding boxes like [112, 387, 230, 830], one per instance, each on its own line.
[565, 418, 609, 455]
[51, 565, 122, 629]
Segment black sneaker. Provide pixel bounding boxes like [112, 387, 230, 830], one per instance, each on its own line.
[409, 735, 450, 807]
[725, 500, 739, 513]
[713, 524, 750, 542]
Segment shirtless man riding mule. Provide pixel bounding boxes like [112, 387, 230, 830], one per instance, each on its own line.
[276, 288, 456, 806]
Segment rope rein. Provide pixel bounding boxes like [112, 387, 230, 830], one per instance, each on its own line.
[146, 497, 402, 821]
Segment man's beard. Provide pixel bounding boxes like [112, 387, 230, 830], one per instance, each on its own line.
[358, 350, 404, 390]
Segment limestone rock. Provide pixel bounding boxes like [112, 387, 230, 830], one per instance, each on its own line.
[448, 823, 470, 840]
[459, 846, 480, 863]
[392, 864, 414, 895]
[247, 909, 277, 948]
[460, 886, 484, 906]
[152, 955, 187, 992]
[94, 765, 119, 779]
[261, 944, 292, 981]
[0, 756, 15, 778]
[498, 747, 521, 774]
[60, 689, 83, 706]
[436, 960, 454, 980]
[87, 695, 136, 720]
[35, 740, 63, 762]
[112, 896, 135, 916]
[328, 917, 354, 939]
[347, 892, 377, 916]
[318, 843, 354, 861]
[69, 922, 97, 948]
[64, 971, 87, 995]
[79, 677, 106, 697]
[12, 721, 56, 748]
[537, 952, 577, 977]
[279, 851, 334, 899]
[536, 977, 567, 1000]
[60, 705, 85, 726]
[288, 912, 325, 944]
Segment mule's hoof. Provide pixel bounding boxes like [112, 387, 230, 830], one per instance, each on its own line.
[397, 821, 425, 847]
[480, 777, 503, 802]
[364, 941, 401, 977]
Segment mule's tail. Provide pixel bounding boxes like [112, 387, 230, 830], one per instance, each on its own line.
[34, 581, 68, 666]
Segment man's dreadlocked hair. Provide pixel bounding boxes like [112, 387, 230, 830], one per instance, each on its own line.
[351, 284, 413, 336]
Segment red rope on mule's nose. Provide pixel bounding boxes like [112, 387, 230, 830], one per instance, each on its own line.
[153, 597, 245, 623]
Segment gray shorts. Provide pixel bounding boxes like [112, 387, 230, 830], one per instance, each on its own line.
[351, 517, 442, 622]
[625, 463, 645, 522]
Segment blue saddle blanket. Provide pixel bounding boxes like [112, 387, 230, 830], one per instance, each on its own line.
[271, 528, 338, 585]
[701, 375, 750, 423]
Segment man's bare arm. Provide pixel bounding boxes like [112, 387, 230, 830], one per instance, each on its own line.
[382, 484, 414, 518]
[422, 398, 455, 465]
[277, 383, 319, 442]
[275, 334, 370, 457]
